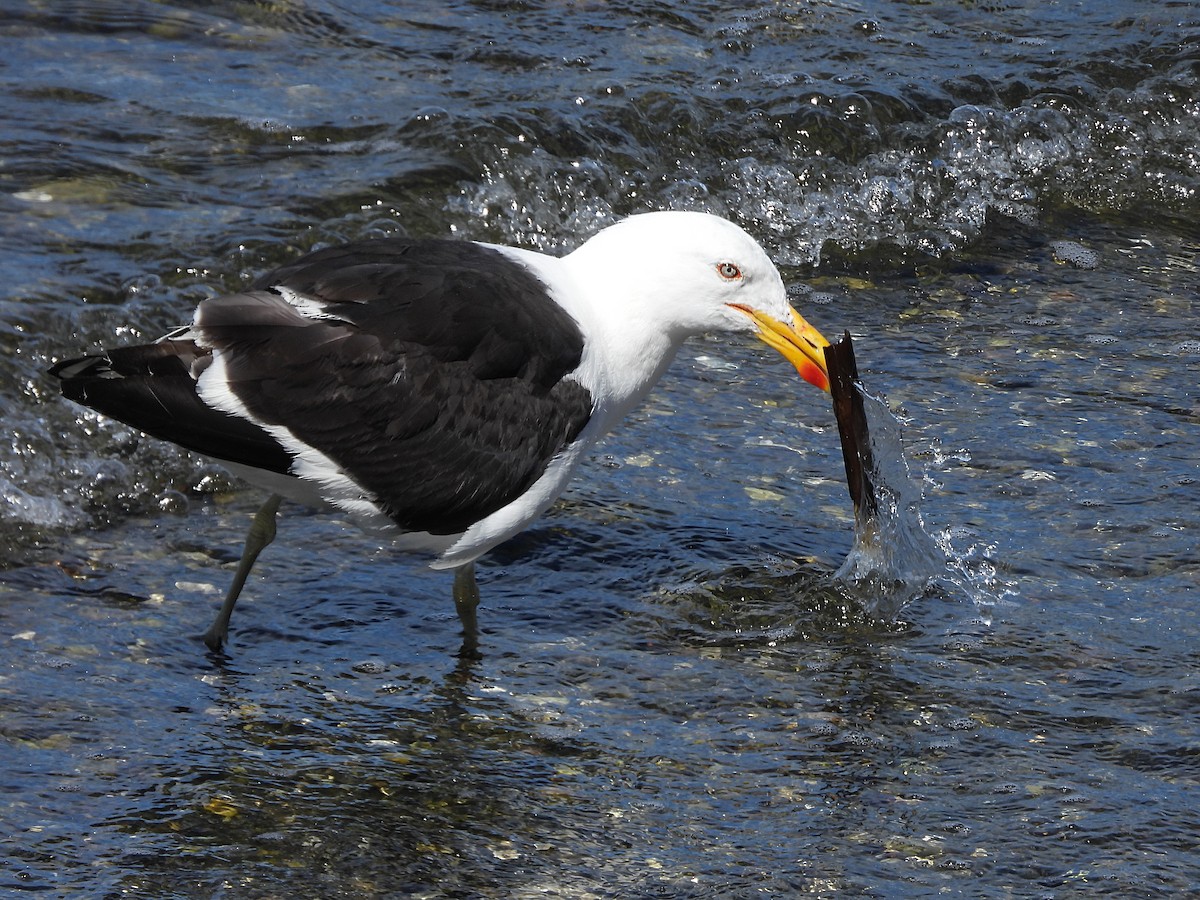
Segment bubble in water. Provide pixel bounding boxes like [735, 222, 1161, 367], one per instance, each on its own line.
[157, 490, 190, 515]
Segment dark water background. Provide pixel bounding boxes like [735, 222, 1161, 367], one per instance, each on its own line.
[3, 1, 1199, 896]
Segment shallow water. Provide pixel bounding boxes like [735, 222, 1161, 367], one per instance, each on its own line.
[3, 1, 1200, 896]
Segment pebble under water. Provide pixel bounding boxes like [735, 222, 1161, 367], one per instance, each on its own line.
[2, 2, 1199, 896]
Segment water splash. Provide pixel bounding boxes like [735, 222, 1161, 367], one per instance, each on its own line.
[829, 389, 1022, 625]
[832, 388, 944, 619]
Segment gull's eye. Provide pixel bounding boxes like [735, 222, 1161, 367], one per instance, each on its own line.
[716, 262, 742, 281]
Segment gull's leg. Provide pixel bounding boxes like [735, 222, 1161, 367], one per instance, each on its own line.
[452, 562, 481, 656]
[202, 494, 283, 653]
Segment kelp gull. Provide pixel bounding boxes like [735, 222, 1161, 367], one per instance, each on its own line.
[50, 211, 832, 653]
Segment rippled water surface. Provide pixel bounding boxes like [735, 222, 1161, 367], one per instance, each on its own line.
[3, 1, 1199, 896]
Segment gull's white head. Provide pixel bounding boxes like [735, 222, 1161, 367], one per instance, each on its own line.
[568, 211, 831, 391]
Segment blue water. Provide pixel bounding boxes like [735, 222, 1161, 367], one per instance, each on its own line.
[2, 1, 1199, 896]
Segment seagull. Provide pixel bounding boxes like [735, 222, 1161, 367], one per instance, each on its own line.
[50, 211, 832, 653]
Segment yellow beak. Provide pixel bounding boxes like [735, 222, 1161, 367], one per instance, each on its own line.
[728, 303, 832, 392]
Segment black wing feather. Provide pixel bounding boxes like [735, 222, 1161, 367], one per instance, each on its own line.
[49, 340, 293, 473]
